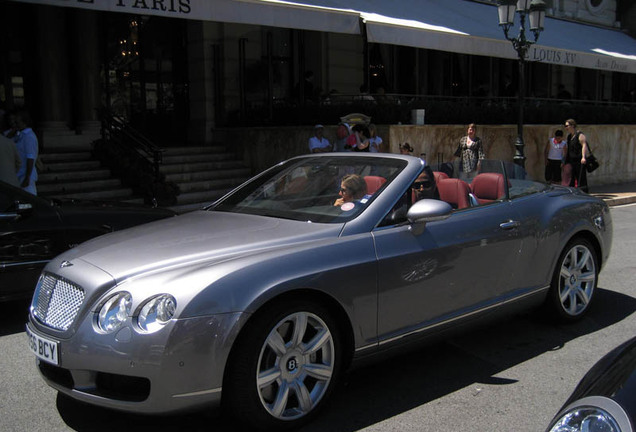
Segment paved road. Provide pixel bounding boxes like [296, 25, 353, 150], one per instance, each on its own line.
[1, 204, 635, 432]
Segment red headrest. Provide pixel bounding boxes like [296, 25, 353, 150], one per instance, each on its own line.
[437, 178, 471, 209]
[364, 175, 387, 194]
[470, 173, 506, 203]
[433, 171, 449, 184]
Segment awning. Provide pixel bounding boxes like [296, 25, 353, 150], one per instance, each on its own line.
[8, 0, 361, 34]
[11, 0, 636, 73]
[258, 0, 636, 74]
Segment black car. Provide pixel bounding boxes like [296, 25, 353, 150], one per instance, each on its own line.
[0, 180, 176, 301]
[546, 336, 636, 432]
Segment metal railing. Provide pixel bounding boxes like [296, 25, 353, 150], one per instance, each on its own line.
[100, 112, 164, 181]
[227, 93, 636, 127]
[96, 110, 178, 206]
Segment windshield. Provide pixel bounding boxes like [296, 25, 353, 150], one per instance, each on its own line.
[212, 156, 407, 223]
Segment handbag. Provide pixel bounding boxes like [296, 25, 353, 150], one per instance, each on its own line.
[586, 152, 600, 173]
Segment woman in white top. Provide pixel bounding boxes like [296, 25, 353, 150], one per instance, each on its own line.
[367, 124, 382, 153]
[544, 129, 567, 184]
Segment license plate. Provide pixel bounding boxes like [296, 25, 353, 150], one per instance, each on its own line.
[26, 324, 59, 366]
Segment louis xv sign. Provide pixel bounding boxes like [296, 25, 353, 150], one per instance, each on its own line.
[529, 45, 633, 73]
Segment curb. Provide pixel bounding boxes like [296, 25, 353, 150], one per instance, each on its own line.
[601, 196, 636, 207]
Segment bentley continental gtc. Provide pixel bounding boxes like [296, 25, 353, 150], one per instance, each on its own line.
[26, 154, 612, 430]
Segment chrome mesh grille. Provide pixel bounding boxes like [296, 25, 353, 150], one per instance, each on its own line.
[32, 274, 85, 331]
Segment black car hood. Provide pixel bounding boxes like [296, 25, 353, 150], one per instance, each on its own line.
[565, 336, 636, 414]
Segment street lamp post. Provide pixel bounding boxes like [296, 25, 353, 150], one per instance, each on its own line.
[497, 0, 546, 169]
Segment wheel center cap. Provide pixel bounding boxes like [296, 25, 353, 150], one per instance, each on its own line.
[570, 275, 577, 285]
[286, 357, 298, 372]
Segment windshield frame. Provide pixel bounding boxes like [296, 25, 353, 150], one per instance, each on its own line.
[210, 155, 409, 224]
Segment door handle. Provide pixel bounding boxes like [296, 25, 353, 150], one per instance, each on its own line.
[500, 220, 521, 230]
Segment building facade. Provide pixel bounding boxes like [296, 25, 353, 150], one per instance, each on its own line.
[1, 0, 635, 148]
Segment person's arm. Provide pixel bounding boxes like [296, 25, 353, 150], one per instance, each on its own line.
[544, 141, 550, 164]
[476, 140, 485, 171]
[21, 158, 34, 188]
[579, 133, 588, 164]
[324, 138, 333, 152]
[453, 139, 463, 161]
[561, 143, 568, 165]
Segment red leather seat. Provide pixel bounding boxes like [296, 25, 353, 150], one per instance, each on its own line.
[470, 173, 506, 204]
[364, 175, 387, 194]
[433, 171, 449, 184]
[437, 178, 471, 209]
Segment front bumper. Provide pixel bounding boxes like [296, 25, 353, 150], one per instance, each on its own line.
[28, 310, 248, 414]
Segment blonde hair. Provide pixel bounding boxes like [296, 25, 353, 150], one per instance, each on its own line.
[368, 123, 377, 137]
[341, 174, 367, 199]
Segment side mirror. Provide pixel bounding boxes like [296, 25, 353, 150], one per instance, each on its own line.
[0, 201, 33, 221]
[407, 199, 452, 234]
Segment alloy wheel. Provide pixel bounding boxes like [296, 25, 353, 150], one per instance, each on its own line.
[558, 244, 596, 317]
[256, 311, 335, 421]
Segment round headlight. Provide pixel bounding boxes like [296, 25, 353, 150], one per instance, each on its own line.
[137, 294, 176, 333]
[548, 407, 621, 432]
[97, 292, 132, 333]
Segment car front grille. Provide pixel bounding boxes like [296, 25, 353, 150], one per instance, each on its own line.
[32, 273, 85, 331]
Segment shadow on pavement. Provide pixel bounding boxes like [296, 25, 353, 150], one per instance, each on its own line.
[50, 287, 636, 432]
[0, 299, 31, 337]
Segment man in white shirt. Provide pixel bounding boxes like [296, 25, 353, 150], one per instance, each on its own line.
[308, 124, 332, 153]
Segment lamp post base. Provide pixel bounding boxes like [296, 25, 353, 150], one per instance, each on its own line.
[513, 135, 526, 169]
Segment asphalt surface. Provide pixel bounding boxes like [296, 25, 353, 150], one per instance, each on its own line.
[1, 202, 634, 432]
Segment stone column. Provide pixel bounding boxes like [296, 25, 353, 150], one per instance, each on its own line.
[187, 21, 218, 146]
[35, 5, 71, 132]
[71, 9, 102, 133]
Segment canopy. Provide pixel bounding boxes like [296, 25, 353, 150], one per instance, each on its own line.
[259, 0, 636, 73]
[11, 0, 636, 73]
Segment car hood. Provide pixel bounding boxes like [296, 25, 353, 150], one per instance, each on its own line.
[59, 210, 343, 282]
[55, 200, 176, 228]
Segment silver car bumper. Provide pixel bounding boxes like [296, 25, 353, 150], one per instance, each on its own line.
[28, 311, 248, 414]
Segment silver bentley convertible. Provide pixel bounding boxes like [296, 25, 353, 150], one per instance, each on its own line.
[26, 154, 612, 430]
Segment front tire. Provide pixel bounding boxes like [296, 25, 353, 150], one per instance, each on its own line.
[224, 300, 342, 430]
[547, 238, 598, 322]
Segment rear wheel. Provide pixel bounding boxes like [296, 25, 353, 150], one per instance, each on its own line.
[547, 238, 598, 322]
[224, 300, 342, 430]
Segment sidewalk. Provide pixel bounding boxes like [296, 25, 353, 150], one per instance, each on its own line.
[590, 181, 636, 207]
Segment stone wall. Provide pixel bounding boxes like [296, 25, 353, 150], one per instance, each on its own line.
[389, 124, 636, 186]
[221, 124, 636, 187]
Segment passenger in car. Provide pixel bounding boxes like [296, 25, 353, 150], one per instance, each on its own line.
[411, 166, 439, 201]
[334, 174, 367, 207]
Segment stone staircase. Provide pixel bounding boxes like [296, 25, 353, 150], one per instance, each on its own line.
[160, 146, 252, 212]
[37, 125, 252, 211]
[37, 125, 142, 203]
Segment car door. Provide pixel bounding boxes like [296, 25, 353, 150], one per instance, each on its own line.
[373, 201, 523, 343]
[0, 184, 66, 300]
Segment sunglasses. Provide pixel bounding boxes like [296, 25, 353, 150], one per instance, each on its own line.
[340, 187, 350, 193]
[411, 181, 431, 189]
